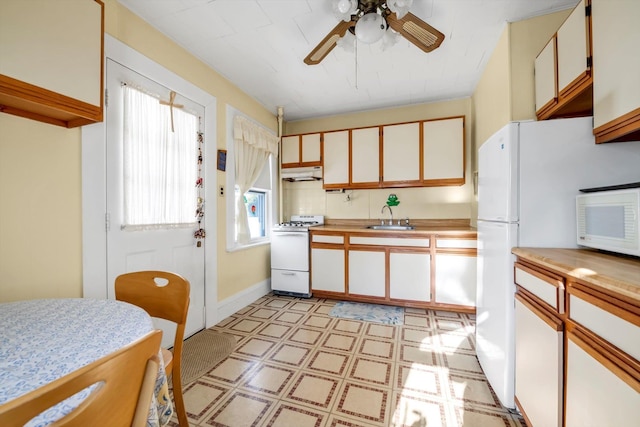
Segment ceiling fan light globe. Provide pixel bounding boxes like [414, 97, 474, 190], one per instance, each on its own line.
[355, 12, 386, 44]
[332, 0, 358, 21]
[386, 0, 413, 19]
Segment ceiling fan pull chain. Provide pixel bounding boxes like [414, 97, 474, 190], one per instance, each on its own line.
[355, 39, 358, 89]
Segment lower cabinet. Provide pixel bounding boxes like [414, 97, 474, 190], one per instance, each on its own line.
[311, 248, 345, 294]
[348, 249, 386, 297]
[565, 330, 640, 427]
[513, 251, 640, 427]
[389, 251, 430, 301]
[309, 230, 476, 312]
[434, 254, 476, 306]
[515, 292, 563, 427]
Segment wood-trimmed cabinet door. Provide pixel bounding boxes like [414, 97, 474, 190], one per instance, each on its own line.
[281, 133, 322, 167]
[434, 253, 476, 307]
[556, 0, 591, 103]
[591, 0, 640, 143]
[348, 249, 386, 297]
[322, 130, 349, 188]
[422, 117, 465, 185]
[565, 329, 640, 427]
[535, 37, 557, 117]
[351, 127, 381, 187]
[515, 292, 563, 427]
[382, 122, 420, 185]
[311, 233, 346, 295]
[389, 251, 430, 302]
[311, 247, 345, 294]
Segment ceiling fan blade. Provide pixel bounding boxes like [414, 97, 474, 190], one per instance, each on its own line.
[304, 20, 354, 65]
[386, 11, 445, 53]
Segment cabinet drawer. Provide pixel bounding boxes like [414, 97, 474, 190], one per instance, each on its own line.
[349, 236, 430, 247]
[271, 270, 309, 295]
[312, 234, 344, 244]
[568, 290, 640, 360]
[436, 238, 476, 249]
[515, 262, 564, 313]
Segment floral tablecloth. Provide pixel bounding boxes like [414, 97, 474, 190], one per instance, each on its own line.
[0, 298, 173, 426]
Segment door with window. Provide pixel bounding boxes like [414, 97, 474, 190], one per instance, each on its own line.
[106, 59, 205, 347]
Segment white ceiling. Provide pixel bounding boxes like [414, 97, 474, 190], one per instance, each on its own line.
[118, 0, 578, 121]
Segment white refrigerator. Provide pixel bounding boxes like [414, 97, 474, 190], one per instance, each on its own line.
[476, 116, 640, 409]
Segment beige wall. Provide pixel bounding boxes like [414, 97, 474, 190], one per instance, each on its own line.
[0, 115, 83, 301]
[0, 0, 275, 302]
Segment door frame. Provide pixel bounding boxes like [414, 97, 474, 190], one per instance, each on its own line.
[81, 35, 219, 328]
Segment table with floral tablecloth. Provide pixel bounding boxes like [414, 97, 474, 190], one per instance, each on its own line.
[0, 298, 173, 426]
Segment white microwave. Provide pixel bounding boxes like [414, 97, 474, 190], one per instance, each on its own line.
[576, 188, 640, 257]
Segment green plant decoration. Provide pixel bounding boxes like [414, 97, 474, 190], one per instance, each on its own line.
[386, 194, 400, 207]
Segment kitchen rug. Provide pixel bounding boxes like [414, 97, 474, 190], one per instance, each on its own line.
[328, 301, 404, 325]
[179, 329, 236, 385]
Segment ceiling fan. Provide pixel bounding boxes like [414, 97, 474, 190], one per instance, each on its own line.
[304, 0, 445, 65]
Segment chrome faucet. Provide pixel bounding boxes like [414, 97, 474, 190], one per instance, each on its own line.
[381, 205, 393, 225]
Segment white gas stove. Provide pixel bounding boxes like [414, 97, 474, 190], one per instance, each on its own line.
[270, 215, 324, 298]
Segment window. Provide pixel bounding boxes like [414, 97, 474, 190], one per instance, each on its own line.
[243, 189, 266, 239]
[122, 84, 199, 229]
[225, 107, 278, 250]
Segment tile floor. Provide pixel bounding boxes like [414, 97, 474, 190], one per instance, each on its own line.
[169, 294, 524, 427]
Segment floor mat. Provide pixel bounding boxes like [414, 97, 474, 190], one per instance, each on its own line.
[180, 329, 236, 385]
[328, 301, 404, 325]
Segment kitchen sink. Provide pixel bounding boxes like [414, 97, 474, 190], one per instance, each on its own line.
[366, 225, 415, 230]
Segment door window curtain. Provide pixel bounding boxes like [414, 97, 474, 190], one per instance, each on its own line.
[122, 84, 198, 229]
[233, 116, 279, 243]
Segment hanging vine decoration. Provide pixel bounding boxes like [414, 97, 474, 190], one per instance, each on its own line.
[194, 131, 206, 245]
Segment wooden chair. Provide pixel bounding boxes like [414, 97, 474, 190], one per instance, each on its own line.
[115, 271, 190, 427]
[0, 330, 162, 427]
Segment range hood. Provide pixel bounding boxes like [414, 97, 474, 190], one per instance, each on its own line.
[281, 166, 323, 182]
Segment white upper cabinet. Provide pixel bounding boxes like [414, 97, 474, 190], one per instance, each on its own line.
[281, 135, 300, 165]
[535, 0, 592, 121]
[557, 0, 590, 96]
[322, 130, 349, 187]
[281, 133, 322, 167]
[319, 117, 465, 190]
[591, 0, 640, 143]
[535, 37, 557, 114]
[422, 117, 465, 184]
[0, 0, 104, 127]
[351, 127, 380, 185]
[302, 133, 321, 163]
[382, 122, 420, 183]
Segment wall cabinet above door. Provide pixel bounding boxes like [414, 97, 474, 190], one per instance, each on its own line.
[281, 133, 322, 168]
[535, 0, 592, 121]
[0, 0, 104, 128]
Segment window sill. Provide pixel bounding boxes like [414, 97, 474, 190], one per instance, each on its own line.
[226, 238, 270, 253]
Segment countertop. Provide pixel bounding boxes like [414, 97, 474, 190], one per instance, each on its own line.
[310, 219, 477, 236]
[512, 247, 640, 304]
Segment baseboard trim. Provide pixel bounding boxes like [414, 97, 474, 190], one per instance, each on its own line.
[215, 279, 271, 324]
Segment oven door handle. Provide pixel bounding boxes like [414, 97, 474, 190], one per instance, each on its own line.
[273, 233, 307, 237]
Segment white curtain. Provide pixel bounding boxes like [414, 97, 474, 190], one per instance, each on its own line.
[123, 85, 198, 229]
[233, 115, 279, 243]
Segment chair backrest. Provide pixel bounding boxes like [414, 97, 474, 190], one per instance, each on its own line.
[0, 329, 162, 427]
[114, 271, 190, 326]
